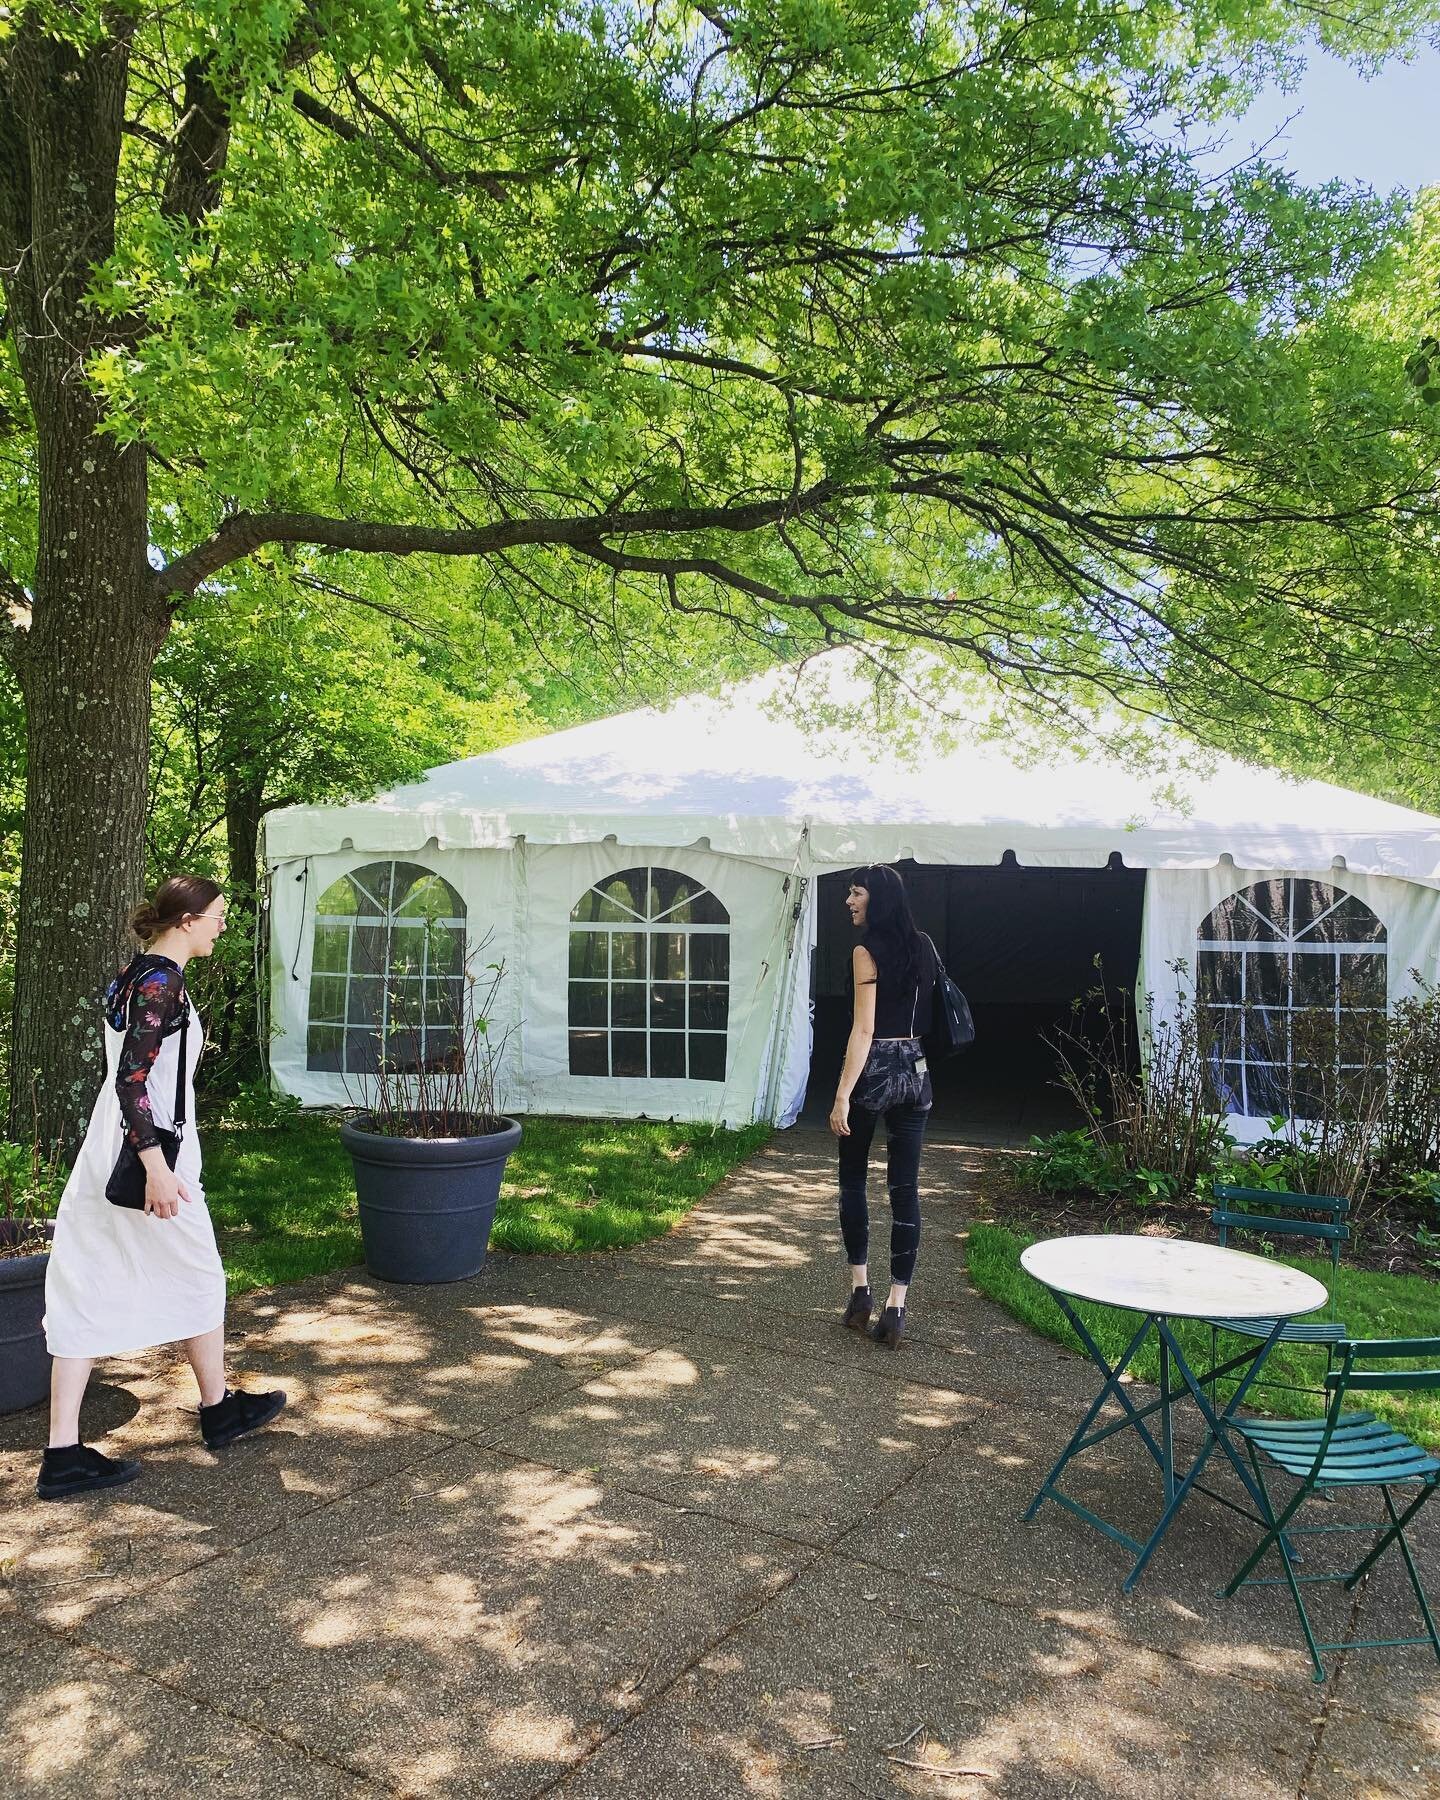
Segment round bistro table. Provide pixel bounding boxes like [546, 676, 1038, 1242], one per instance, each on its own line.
[1019, 1235, 1329, 1590]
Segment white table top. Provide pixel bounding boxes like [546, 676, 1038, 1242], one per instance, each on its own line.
[1019, 1234, 1328, 1321]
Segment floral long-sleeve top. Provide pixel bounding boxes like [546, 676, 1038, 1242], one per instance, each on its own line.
[106, 954, 187, 1152]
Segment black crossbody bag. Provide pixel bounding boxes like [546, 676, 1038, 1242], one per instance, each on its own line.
[925, 935, 976, 1055]
[105, 1004, 188, 1209]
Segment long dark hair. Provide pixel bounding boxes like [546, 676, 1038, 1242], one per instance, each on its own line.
[852, 863, 926, 990]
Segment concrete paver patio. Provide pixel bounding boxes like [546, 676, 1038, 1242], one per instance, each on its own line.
[1, 1130, 1436, 1797]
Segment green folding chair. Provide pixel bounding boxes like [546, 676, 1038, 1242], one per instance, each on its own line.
[1222, 1336, 1440, 1682]
[1204, 1185, 1349, 1399]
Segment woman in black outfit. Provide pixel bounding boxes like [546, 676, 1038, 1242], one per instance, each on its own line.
[828, 864, 936, 1349]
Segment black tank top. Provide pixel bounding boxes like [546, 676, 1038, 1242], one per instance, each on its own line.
[866, 935, 936, 1037]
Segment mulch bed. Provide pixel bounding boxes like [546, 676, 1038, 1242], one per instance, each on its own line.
[969, 1159, 1438, 1280]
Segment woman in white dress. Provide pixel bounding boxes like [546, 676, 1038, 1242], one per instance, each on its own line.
[37, 876, 286, 1501]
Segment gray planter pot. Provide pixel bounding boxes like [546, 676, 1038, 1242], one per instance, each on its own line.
[0, 1220, 53, 1414]
[340, 1115, 522, 1284]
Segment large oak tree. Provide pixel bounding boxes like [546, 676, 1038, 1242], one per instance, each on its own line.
[4, 0, 1440, 1146]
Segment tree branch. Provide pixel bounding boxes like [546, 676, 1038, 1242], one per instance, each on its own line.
[160, 58, 230, 227]
[153, 482, 846, 601]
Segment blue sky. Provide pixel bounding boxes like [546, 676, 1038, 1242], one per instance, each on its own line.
[1230, 42, 1440, 193]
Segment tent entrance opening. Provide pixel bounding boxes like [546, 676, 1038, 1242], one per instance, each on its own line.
[802, 860, 1146, 1139]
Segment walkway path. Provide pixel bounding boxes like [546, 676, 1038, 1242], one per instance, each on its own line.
[2, 1130, 1435, 1796]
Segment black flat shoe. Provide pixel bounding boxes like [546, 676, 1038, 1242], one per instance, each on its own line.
[200, 1387, 287, 1450]
[871, 1306, 906, 1350]
[36, 1444, 141, 1502]
[841, 1287, 873, 1332]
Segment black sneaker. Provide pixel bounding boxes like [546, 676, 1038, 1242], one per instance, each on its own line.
[36, 1444, 141, 1502]
[199, 1387, 288, 1450]
[841, 1287, 874, 1332]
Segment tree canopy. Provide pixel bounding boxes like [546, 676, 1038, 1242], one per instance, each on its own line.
[4, 0, 1440, 1140]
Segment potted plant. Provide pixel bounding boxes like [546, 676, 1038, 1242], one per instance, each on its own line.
[340, 939, 520, 1283]
[0, 1136, 64, 1414]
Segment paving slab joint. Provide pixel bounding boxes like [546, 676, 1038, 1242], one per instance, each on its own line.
[1294, 1584, 1362, 1799]
[24, 1622, 399, 1795]
[524, 1554, 824, 1799]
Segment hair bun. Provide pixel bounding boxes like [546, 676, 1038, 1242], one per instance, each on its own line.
[128, 876, 222, 944]
[128, 900, 162, 943]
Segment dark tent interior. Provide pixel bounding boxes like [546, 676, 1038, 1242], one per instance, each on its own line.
[800, 858, 1147, 1139]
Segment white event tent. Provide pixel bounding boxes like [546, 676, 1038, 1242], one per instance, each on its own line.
[262, 672, 1440, 1141]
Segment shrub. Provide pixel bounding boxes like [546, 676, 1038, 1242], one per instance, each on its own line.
[0, 1135, 66, 1256]
[1375, 980, 1440, 1194]
[1026, 969, 1440, 1222]
[1019, 1128, 1129, 1195]
[221, 1078, 303, 1131]
[1043, 959, 1231, 1198]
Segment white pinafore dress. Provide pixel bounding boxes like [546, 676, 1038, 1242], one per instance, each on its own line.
[44, 995, 227, 1358]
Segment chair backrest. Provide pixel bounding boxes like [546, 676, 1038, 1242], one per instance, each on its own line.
[1326, 1338, 1440, 1396]
[1210, 1185, 1349, 1270]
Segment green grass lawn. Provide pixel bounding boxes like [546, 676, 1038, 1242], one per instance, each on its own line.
[203, 1113, 769, 1298]
[966, 1221, 1440, 1449]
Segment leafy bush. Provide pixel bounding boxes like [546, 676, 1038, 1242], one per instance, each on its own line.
[1025, 970, 1440, 1222]
[1041, 959, 1232, 1199]
[0, 1135, 66, 1255]
[1374, 981, 1440, 1195]
[1021, 1128, 1185, 1208]
[1020, 1128, 1129, 1195]
[220, 1079, 303, 1131]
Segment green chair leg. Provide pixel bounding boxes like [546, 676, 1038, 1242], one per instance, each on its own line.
[1224, 1445, 1328, 1682]
[1341, 1485, 1440, 1665]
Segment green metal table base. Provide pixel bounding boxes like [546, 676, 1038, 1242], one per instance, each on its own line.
[1023, 1295, 1287, 1590]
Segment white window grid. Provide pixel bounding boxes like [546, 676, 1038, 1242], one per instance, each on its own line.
[307, 863, 465, 1073]
[567, 920, 730, 1080]
[1196, 884, 1387, 1117]
[567, 869, 730, 1081]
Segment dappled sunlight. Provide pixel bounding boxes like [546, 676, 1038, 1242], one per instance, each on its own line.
[420, 1349, 531, 1387]
[637, 1211, 817, 1272]
[47, 1443, 798, 1792]
[0, 1491, 216, 1631]
[8, 1676, 141, 1784]
[920, 1634, 1308, 1798]
[693, 1449, 782, 1480]
[486, 1701, 593, 1764]
[585, 1347, 700, 1396]
[474, 1302, 627, 1356]
[298, 1567, 546, 1661]
[973, 1443, 1031, 1470]
[1040, 1605, 1303, 1684]
[7, 1129, 1431, 1793]
[395, 1745, 463, 1790]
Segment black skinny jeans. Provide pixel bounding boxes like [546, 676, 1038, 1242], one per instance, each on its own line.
[837, 1097, 930, 1285]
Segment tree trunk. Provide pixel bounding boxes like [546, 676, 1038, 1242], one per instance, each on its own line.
[207, 771, 268, 1081]
[224, 774, 265, 915]
[9, 498, 160, 1149]
[3, 21, 164, 1151]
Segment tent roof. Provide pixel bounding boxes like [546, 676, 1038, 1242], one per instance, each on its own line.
[264, 672, 1440, 882]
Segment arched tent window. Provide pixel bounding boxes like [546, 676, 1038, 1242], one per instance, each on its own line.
[568, 866, 730, 1080]
[307, 861, 466, 1074]
[1196, 878, 1387, 1118]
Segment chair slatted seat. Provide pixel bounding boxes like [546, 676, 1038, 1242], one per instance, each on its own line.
[1223, 1337, 1440, 1682]
[1207, 1314, 1345, 1342]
